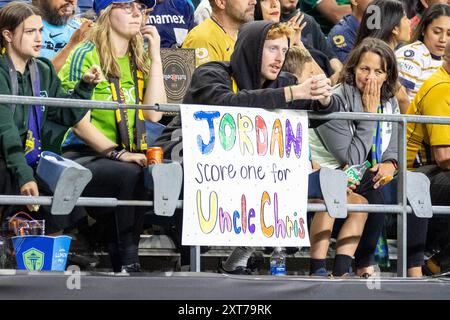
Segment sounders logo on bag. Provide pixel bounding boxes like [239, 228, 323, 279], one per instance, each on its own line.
[23, 248, 44, 271]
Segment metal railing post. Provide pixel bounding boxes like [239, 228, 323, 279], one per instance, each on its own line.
[190, 246, 201, 272]
[397, 120, 408, 278]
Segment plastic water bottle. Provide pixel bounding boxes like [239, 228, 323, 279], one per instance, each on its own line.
[345, 160, 371, 186]
[270, 247, 286, 276]
[0, 233, 14, 269]
[374, 228, 390, 268]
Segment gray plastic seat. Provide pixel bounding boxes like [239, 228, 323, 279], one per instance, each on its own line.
[319, 167, 348, 218]
[406, 171, 432, 218]
[145, 161, 183, 217]
[36, 151, 92, 215]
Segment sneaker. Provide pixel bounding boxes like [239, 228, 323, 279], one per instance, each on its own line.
[66, 232, 100, 269]
[67, 251, 100, 269]
[247, 251, 265, 271]
[310, 267, 329, 277]
[337, 267, 355, 278]
[218, 263, 252, 275]
[121, 263, 141, 273]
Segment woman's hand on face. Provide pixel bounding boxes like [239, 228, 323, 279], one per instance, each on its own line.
[119, 151, 147, 167]
[362, 78, 381, 113]
[82, 65, 103, 85]
[140, 25, 161, 60]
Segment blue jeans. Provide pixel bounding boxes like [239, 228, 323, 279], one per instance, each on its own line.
[308, 170, 323, 199]
[145, 121, 166, 147]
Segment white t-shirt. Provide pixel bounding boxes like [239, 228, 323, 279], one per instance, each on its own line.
[310, 100, 398, 168]
[396, 41, 443, 101]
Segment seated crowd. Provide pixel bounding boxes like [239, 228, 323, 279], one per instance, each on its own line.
[0, 0, 449, 278]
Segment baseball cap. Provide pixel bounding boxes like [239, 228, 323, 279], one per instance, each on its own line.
[138, 0, 156, 9]
[93, 0, 134, 16]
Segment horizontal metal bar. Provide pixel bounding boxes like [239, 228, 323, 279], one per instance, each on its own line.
[0, 95, 181, 112]
[0, 195, 185, 209]
[0, 195, 118, 207]
[306, 203, 414, 214]
[308, 111, 450, 125]
[1, 195, 448, 215]
[2, 94, 450, 125]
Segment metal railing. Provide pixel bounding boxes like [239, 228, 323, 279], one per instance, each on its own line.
[2, 94, 450, 277]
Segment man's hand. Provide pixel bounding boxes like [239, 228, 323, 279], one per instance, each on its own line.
[293, 74, 332, 101]
[68, 20, 93, 47]
[82, 65, 103, 85]
[20, 181, 40, 212]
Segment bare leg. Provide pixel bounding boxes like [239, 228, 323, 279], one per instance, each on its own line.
[309, 200, 335, 260]
[335, 193, 368, 256]
[408, 266, 423, 277]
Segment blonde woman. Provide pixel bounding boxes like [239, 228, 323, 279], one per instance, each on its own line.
[58, 0, 166, 272]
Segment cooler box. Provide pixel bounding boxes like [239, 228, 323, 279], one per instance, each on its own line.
[11, 235, 72, 271]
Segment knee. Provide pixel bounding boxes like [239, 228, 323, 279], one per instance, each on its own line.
[348, 193, 368, 205]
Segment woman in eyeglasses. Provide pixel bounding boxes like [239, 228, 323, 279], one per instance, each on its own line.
[58, 0, 166, 273]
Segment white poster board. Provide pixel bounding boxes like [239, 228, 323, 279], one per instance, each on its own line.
[181, 105, 311, 247]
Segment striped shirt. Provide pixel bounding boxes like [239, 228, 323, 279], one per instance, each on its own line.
[396, 41, 443, 101]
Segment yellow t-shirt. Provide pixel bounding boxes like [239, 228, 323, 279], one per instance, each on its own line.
[406, 66, 450, 169]
[182, 18, 235, 66]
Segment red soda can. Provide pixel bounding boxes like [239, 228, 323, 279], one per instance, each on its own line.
[146, 147, 164, 165]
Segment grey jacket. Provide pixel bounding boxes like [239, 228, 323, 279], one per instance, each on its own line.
[315, 83, 399, 166]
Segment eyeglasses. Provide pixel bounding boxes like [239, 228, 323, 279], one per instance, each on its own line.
[112, 2, 148, 14]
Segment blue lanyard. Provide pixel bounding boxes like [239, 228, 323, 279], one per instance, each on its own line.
[5, 54, 44, 167]
[371, 104, 383, 166]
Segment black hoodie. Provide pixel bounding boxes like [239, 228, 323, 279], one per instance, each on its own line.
[154, 21, 339, 160]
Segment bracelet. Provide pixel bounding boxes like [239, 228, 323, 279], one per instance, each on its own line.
[387, 159, 398, 170]
[289, 86, 294, 103]
[108, 149, 127, 161]
[116, 149, 127, 160]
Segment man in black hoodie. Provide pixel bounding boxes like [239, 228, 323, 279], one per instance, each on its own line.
[158, 20, 338, 162]
[154, 20, 340, 271]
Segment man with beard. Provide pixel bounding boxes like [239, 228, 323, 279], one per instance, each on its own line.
[32, 0, 93, 71]
[182, 0, 257, 66]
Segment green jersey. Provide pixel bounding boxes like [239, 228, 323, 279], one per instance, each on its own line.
[59, 42, 144, 148]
